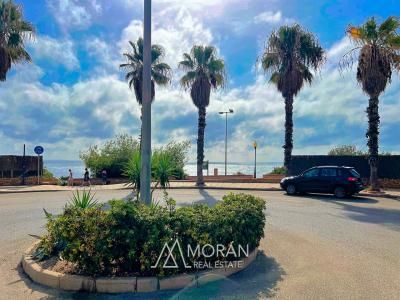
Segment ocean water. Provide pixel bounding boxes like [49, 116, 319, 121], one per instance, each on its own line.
[45, 160, 282, 179]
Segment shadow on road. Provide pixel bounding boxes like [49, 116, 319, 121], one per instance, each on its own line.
[299, 193, 400, 231]
[180, 188, 219, 207]
[40, 251, 284, 300]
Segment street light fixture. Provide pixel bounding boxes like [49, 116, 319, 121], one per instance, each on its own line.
[253, 141, 257, 179]
[219, 109, 234, 176]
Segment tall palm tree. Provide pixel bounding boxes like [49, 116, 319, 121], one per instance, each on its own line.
[0, 0, 35, 81]
[261, 24, 325, 173]
[120, 37, 172, 143]
[179, 46, 226, 186]
[345, 17, 400, 191]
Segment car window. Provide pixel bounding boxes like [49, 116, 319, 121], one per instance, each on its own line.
[321, 168, 337, 177]
[303, 169, 319, 177]
[350, 169, 360, 178]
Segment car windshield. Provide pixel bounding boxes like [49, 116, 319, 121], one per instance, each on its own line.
[349, 169, 360, 178]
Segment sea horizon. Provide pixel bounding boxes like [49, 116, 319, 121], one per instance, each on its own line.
[44, 159, 283, 178]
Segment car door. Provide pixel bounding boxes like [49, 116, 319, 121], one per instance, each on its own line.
[319, 168, 337, 192]
[299, 168, 321, 192]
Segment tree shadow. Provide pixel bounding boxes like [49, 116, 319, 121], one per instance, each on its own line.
[332, 201, 400, 231]
[179, 189, 219, 207]
[299, 193, 400, 231]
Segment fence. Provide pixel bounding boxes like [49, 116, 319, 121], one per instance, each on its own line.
[0, 155, 43, 178]
[289, 155, 400, 179]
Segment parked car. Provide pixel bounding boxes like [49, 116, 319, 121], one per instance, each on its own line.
[280, 166, 364, 198]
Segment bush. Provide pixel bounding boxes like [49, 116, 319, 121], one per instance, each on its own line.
[270, 166, 287, 175]
[80, 135, 190, 179]
[42, 167, 55, 180]
[68, 190, 98, 209]
[37, 193, 266, 277]
[80, 134, 139, 178]
[123, 145, 190, 200]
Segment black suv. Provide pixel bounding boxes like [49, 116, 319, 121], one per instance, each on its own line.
[280, 166, 364, 198]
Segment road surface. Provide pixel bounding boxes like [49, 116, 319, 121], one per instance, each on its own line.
[0, 189, 399, 299]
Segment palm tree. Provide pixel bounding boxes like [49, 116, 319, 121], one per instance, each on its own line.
[120, 37, 172, 143]
[261, 24, 325, 173]
[0, 0, 35, 81]
[344, 17, 400, 191]
[179, 46, 226, 186]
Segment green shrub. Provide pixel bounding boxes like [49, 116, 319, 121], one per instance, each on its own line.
[38, 193, 266, 277]
[80, 135, 190, 179]
[270, 166, 287, 175]
[42, 167, 55, 180]
[68, 190, 98, 209]
[80, 134, 139, 178]
[123, 146, 186, 200]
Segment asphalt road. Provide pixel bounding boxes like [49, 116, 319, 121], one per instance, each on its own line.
[0, 189, 399, 299]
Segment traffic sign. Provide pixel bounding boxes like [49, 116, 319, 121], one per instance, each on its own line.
[34, 146, 44, 155]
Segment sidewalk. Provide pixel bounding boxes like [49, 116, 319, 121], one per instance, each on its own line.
[0, 182, 399, 200]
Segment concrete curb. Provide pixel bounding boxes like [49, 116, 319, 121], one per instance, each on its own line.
[22, 244, 258, 294]
[3, 186, 399, 200]
[0, 186, 281, 194]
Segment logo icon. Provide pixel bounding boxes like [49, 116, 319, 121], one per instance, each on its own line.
[151, 239, 191, 269]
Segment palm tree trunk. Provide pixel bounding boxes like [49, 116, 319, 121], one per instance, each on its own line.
[283, 95, 294, 174]
[366, 96, 380, 191]
[196, 106, 206, 186]
[139, 114, 143, 152]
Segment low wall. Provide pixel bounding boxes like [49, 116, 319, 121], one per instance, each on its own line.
[0, 177, 58, 186]
[262, 174, 285, 183]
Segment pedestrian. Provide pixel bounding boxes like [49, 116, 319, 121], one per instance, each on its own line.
[83, 168, 91, 186]
[101, 169, 107, 185]
[68, 169, 74, 187]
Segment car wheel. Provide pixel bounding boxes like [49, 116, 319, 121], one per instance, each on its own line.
[334, 186, 346, 199]
[286, 184, 297, 195]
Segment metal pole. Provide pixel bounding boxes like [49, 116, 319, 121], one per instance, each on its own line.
[22, 144, 26, 185]
[254, 147, 257, 179]
[225, 113, 228, 176]
[37, 155, 40, 185]
[140, 0, 152, 205]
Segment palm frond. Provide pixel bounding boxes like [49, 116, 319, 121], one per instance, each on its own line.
[120, 37, 171, 102]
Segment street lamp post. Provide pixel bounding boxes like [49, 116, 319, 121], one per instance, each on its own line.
[253, 141, 257, 179]
[219, 109, 234, 176]
[140, 0, 152, 205]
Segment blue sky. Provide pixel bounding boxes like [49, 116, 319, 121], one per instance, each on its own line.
[0, 0, 399, 163]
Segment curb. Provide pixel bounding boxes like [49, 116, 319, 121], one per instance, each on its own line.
[3, 186, 399, 200]
[1, 186, 281, 194]
[22, 244, 258, 294]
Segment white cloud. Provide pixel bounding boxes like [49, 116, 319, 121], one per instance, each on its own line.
[254, 11, 282, 24]
[47, 0, 102, 30]
[120, 0, 241, 15]
[85, 38, 119, 72]
[31, 36, 79, 70]
[119, 7, 213, 70]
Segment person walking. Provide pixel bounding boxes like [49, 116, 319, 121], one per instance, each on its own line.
[83, 168, 91, 187]
[101, 169, 107, 185]
[68, 169, 74, 187]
